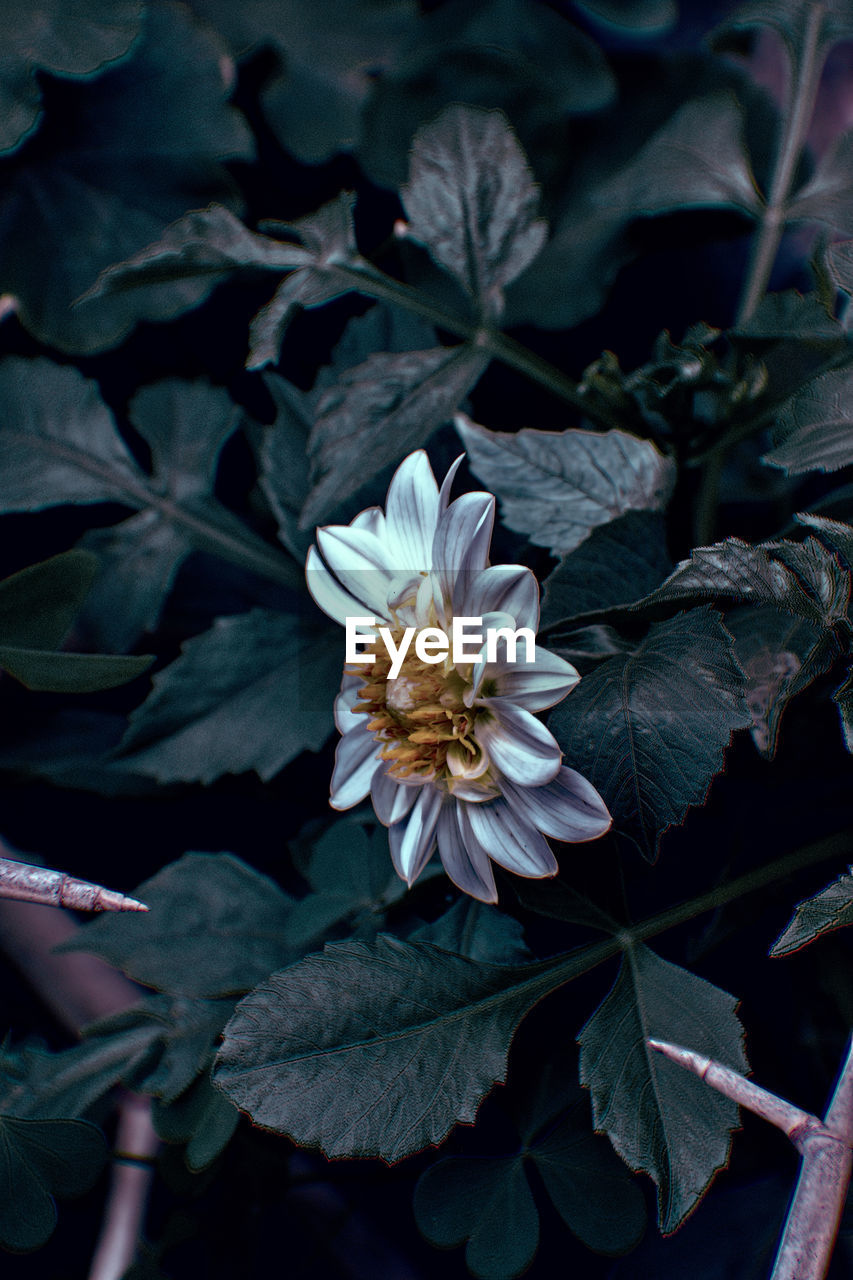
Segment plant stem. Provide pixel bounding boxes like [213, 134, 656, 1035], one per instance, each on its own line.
[695, 8, 828, 544]
[0, 857, 147, 912]
[336, 261, 619, 428]
[88, 1093, 159, 1280]
[648, 1036, 853, 1280]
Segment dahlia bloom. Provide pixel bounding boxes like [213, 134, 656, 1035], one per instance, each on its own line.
[305, 450, 611, 903]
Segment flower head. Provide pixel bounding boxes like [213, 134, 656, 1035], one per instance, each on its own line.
[306, 451, 611, 903]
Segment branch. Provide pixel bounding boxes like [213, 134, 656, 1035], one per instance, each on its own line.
[88, 1092, 159, 1280]
[648, 1036, 853, 1280]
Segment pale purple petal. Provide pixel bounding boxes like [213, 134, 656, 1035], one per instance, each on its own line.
[461, 565, 539, 631]
[501, 767, 612, 842]
[334, 672, 366, 735]
[330, 727, 382, 809]
[316, 525, 402, 620]
[351, 505, 386, 537]
[431, 492, 495, 622]
[437, 455, 465, 512]
[441, 805, 498, 903]
[463, 797, 558, 877]
[476, 702, 562, 786]
[384, 451, 439, 569]
[490, 647, 580, 711]
[306, 544, 374, 627]
[388, 786, 443, 884]
[371, 767, 418, 825]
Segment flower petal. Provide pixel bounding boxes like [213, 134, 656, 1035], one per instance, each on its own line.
[439, 804, 498, 903]
[431, 492, 495, 622]
[334, 672, 366, 735]
[316, 525, 403, 620]
[330, 727, 382, 809]
[475, 702, 562, 786]
[388, 786, 443, 884]
[463, 797, 558, 878]
[351, 505, 386, 537]
[490, 647, 580, 711]
[371, 767, 418, 825]
[437, 454, 465, 512]
[384, 450, 439, 569]
[501, 767, 612, 842]
[306, 544, 375, 628]
[461, 565, 539, 631]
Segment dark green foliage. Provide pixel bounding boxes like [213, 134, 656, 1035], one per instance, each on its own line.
[764, 367, 853, 474]
[59, 853, 296, 997]
[456, 418, 675, 556]
[541, 511, 672, 625]
[770, 867, 853, 955]
[0, 1116, 106, 1251]
[549, 608, 751, 858]
[578, 945, 747, 1233]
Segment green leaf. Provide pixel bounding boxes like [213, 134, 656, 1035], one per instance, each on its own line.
[125, 999, 234, 1105]
[729, 289, 843, 341]
[152, 1071, 239, 1171]
[834, 667, 853, 751]
[286, 822, 407, 950]
[0, 1116, 106, 1251]
[592, 94, 761, 219]
[400, 104, 548, 321]
[0, 358, 140, 510]
[825, 237, 853, 296]
[77, 379, 244, 651]
[764, 367, 853, 474]
[796, 512, 853, 570]
[189, 0, 418, 163]
[414, 1063, 645, 1275]
[415, 1157, 539, 1279]
[0, 0, 142, 153]
[214, 936, 571, 1161]
[788, 131, 853, 233]
[578, 943, 747, 1233]
[82, 203, 307, 301]
[0, 551, 98, 650]
[770, 866, 853, 955]
[358, 0, 616, 189]
[575, 0, 676, 31]
[0, 647, 152, 693]
[301, 344, 489, 528]
[412, 897, 530, 965]
[727, 605, 836, 757]
[59, 853, 296, 998]
[548, 608, 750, 859]
[541, 512, 672, 627]
[456, 416, 675, 557]
[632, 536, 850, 629]
[0, 2, 253, 352]
[116, 610, 340, 784]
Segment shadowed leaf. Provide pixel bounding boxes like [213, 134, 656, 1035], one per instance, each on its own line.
[764, 367, 853, 474]
[578, 943, 747, 1233]
[0, 1116, 106, 1251]
[770, 866, 853, 956]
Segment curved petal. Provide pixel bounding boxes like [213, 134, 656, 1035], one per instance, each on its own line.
[475, 702, 562, 786]
[438, 804, 497, 903]
[438, 454, 465, 512]
[371, 767, 418, 825]
[384, 451, 439, 569]
[490, 647, 580, 711]
[461, 565, 539, 631]
[501, 767, 612, 842]
[316, 525, 402, 620]
[306, 544, 374, 628]
[351, 505, 386, 537]
[334, 672, 366, 735]
[330, 727, 382, 809]
[431, 492, 495, 623]
[463, 797, 558, 878]
[388, 786, 443, 884]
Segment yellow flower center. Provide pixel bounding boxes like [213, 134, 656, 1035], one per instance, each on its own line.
[351, 627, 495, 793]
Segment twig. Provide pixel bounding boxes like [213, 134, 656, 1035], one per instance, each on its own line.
[0, 858, 148, 912]
[648, 1036, 853, 1280]
[88, 1092, 159, 1280]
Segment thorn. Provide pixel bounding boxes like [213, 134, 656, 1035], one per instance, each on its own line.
[647, 1038, 815, 1140]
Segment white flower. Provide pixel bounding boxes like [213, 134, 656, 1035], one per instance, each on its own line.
[306, 450, 611, 903]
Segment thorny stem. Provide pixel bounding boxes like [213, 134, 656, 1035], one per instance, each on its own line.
[0, 840, 156, 1278]
[695, 8, 829, 544]
[333, 260, 620, 429]
[648, 1037, 853, 1280]
[0, 858, 147, 912]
